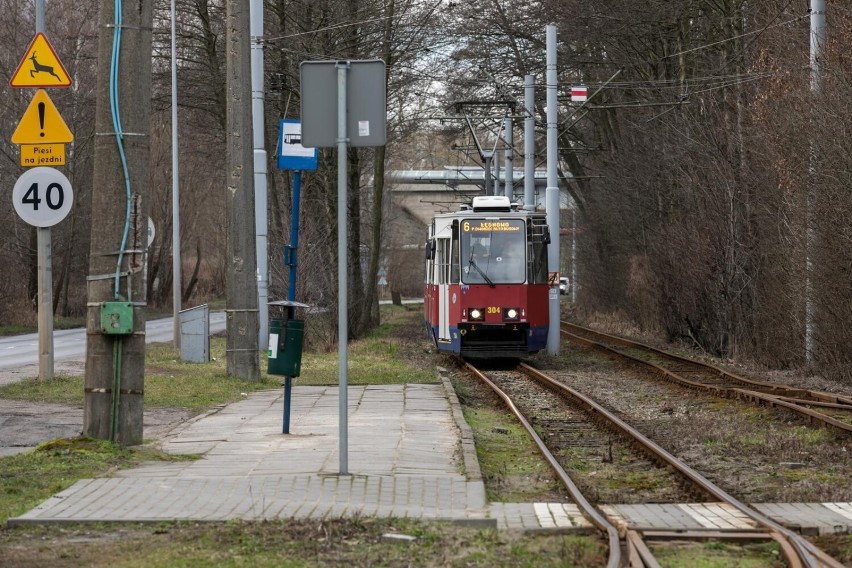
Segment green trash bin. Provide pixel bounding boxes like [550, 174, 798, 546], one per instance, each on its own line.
[268, 319, 305, 377]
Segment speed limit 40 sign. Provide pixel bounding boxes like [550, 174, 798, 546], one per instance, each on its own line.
[12, 167, 73, 227]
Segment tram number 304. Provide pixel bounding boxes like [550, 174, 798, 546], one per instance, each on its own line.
[486, 306, 501, 314]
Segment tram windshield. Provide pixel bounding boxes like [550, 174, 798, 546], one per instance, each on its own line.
[460, 218, 526, 285]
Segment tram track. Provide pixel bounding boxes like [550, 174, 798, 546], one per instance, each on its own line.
[463, 360, 845, 568]
[561, 321, 852, 435]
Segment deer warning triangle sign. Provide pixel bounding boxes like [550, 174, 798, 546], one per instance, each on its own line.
[10, 33, 71, 88]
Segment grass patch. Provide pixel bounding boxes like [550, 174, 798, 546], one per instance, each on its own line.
[451, 376, 563, 503]
[0, 307, 438, 408]
[0, 519, 607, 567]
[650, 539, 784, 567]
[0, 316, 86, 337]
[299, 338, 436, 386]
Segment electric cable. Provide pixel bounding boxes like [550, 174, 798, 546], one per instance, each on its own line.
[108, 0, 132, 442]
[111, 0, 133, 300]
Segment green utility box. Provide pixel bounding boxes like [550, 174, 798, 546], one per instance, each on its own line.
[267, 318, 305, 377]
[100, 301, 134, 335]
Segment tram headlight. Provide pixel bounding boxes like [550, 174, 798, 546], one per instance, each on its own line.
[469, 308, 485, 321]
[503, 307, 520, 321]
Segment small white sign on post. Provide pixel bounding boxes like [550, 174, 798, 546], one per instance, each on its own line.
[147, 217, 156, 248]
[12, 166, 73, 227]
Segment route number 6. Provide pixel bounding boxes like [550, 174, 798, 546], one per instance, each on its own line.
[12, 167, 73, 227]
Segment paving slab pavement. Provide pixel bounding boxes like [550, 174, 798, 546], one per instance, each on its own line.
[11, 382, 493, 526]
[11, 376, 851, 536]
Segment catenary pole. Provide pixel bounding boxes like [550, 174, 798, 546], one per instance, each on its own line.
[571, 206, 577, 304]
[494, 145, 501, 196]
[250, 0, 269, 348]
[504, 116, 513, 200]
[545, 24, 560, 355]
[170, 0, 181, 349]
[524, 75, 535, 211]
[806, 0, 825, 366]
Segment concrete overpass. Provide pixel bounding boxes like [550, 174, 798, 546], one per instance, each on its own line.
[387, 168, 572, 225]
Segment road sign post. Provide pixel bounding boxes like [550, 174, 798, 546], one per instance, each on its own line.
[9, 27, 73, 381]
[11, 167, 73, 380]
[300, 59, 386, 476]
[275, 119, 317, 435]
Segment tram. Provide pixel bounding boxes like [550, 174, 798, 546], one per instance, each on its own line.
[424, 196, 551, 358]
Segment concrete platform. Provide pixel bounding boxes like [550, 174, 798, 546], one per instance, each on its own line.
[11, 381, 492, 526]
[9, 379, 852, 537]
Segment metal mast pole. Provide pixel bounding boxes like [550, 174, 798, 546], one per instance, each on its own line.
[170, 0, 181, 348]
[523, 75, 535, 211]
[250, 0, 269, 348]
[806, 0, 825, 366]
[494, 147, 501, 196]
[545, 24, 560, 355]
[483, 153, 493, 196]
[571, 206, 577, 303]
[503, 116, 513, 200]
[34, 0, 54, 380]
[336, 61, 350, 476]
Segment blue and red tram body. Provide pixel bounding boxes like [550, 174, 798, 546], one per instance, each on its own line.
[424, 196, 550, 358]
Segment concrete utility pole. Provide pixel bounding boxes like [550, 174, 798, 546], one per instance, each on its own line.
[806, 0, 825, 366]
[545, 24, 560, 355]
[225, 0, 260, 380]
[84, 0, 153, 445]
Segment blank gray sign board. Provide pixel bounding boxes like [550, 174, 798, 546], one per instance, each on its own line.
[300, 60, 387, 148]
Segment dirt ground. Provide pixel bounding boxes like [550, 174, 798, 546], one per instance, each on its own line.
[0, 360, 192, 457]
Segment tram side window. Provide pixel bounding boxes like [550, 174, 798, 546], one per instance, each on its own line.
[528, 220, 550, 284]
[424, 239, 433, 284]
[437, 238, 451, 285]
[450, 228, 460, 283]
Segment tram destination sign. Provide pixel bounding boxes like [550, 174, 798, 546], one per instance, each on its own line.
[463, 219, 522, 233]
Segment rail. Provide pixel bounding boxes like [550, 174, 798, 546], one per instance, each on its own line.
[463, 359, 844, 567]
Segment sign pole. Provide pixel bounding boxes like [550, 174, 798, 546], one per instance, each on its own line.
[10, 7, 73, 382]
[298, 59, 385, 477]
[34, 0, 54, 379]
[37, 227, 53, 379]
[274, 120, 317, 434]
[282, 170, 302, 434]
[336, 61, 350, 476]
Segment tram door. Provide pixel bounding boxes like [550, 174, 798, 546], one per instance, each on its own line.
[437, 237, 451, 341]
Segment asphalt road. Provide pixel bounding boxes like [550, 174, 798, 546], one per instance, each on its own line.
[0, 312, 226, 371]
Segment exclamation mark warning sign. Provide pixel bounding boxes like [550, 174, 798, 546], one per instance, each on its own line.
[12, 89, 73, 144]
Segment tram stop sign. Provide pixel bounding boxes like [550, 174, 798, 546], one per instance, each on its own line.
[12, 166, 73, 227]
[299, 60, 386, 148]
